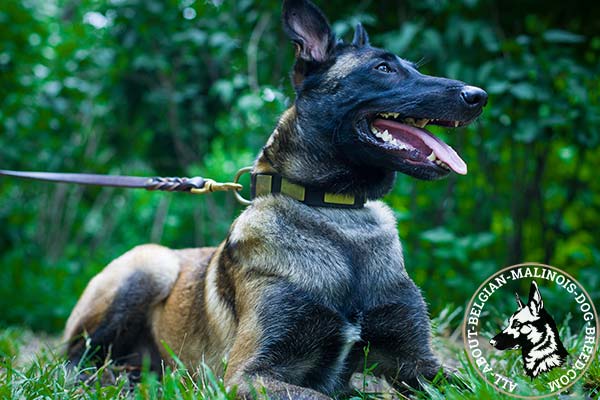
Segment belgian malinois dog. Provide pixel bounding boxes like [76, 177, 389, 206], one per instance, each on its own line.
[64, 0, 488, 398]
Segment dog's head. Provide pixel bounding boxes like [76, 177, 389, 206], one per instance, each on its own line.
[489, 281, 546, 351]
[281, 0, 487, 182]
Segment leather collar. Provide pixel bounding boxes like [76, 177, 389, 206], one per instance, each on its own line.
[251, 173, 366, 209]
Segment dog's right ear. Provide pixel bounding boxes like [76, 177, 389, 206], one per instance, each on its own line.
[282, 0, 334, 89]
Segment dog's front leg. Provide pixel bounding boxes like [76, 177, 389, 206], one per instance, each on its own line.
[223, 282, 355, 400]
[224, 324, 332, 400]
[359, 294, 442, 393]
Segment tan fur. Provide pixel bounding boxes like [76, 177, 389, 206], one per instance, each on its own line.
[151, 247, 222, 369]
[64, 244, 180, 342]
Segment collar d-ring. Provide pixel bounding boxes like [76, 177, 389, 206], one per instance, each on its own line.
[233, 166, 253, 206]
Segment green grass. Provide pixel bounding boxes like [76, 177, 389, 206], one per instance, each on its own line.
[1, 310, 598, 399]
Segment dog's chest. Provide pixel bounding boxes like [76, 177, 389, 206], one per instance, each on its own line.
[230, 197, 409, 308]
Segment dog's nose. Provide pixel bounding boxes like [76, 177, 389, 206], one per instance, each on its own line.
[489, 338, 497, 346]
[461, 86, 488, 108]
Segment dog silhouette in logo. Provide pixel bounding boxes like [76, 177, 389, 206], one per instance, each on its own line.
[489, 281, 568, 378]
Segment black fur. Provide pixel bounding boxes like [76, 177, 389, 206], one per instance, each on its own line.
[351, 23, 369, 47]
[249, 283, 348, 394]
[69, 271, 162, 374]
[269, 0, 487, 200]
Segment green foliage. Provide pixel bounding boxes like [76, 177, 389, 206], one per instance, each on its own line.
[1, 317, 598, 399]
[0, 328, 21, 359]
[0, 0, 599, 333]
[0, 329, 238, 399]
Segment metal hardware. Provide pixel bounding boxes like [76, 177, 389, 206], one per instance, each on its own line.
[232, 166, 253, 206]
[190, 179, 243, 194]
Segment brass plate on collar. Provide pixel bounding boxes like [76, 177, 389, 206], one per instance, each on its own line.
[255, 174, 273, 196]
[324, 192, 355, 205]
[281, 178, 305, 201]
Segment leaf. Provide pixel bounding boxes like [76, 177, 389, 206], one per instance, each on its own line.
[380, 22, 421, 54]
[466, 232, 496, 250]
[510, 82, 536, 100]
[421, 227, 456, 244]
[487, 81, 509, 94]
[514, 120, 540, 143]
[543, 29, 585, 44]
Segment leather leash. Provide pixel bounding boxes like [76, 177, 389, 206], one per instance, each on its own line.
[0, 167, 366, 208]
[0, 168, 247, 199]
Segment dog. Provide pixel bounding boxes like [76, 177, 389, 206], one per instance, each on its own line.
[64, 0, 487, 398]
[489, 281, 568, 378]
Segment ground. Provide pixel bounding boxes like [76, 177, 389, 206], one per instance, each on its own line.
[0, 307, 598, 399]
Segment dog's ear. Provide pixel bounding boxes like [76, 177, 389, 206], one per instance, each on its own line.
[527, 281, 543, 316]
[514, 292, 525, 310]
[352, 23, 370, 47]
[282, 0, 334, 63]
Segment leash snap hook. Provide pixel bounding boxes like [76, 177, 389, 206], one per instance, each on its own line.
[190, 179, 243, 194]
[190, 166, 252, 206]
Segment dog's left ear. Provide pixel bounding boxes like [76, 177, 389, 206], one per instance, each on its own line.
[527, 281, 543, 316]
[352, 23, 370, 47]
[282, 0, 334, 63]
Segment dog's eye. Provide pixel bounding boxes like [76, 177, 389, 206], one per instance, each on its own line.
[375, 63, 393, 73]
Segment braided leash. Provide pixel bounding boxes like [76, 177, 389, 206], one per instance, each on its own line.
[0, 167, 253, 205]
[145, 176, 207, 192]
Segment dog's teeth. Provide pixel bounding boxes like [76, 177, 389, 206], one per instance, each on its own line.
[382, 130, 391, 142]
[416, 118, 429, 128]
[427, 152, 436, 161]
[385, 130, 394, 142]
[378, 112, 400, 120]
[454, 121, 460, 127]
[404, 117, 415, 125]
[371, 126, 379, 134]
[434, 159, 450, 169]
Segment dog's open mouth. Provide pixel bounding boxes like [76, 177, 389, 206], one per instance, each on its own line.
[360, 112, 471, 176]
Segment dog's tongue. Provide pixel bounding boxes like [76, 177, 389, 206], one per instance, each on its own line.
[373, 119, 467, 175]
